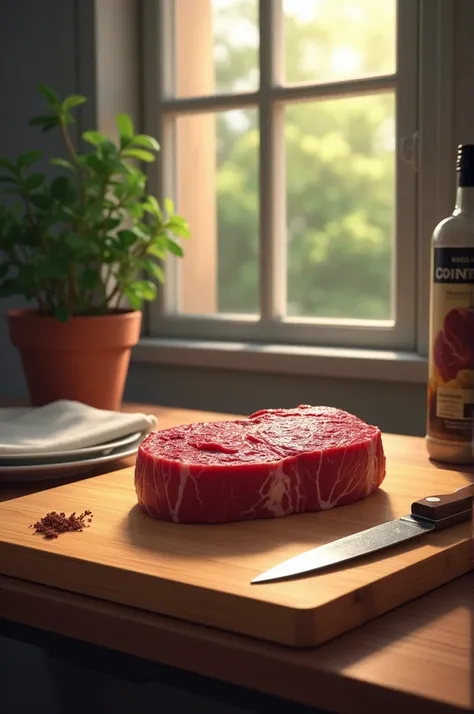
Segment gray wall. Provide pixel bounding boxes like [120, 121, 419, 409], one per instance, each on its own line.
[0, 0, 81, 399]
[125, 363, 427, 435]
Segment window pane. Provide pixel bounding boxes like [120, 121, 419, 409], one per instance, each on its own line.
[284, 0, 396, 85]
[174, 0, 259, 98]
[285, 93, 395, 320]
[176, 109, 259, 315]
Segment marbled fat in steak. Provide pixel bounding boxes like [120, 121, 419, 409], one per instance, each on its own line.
[134, 405, 386, 524]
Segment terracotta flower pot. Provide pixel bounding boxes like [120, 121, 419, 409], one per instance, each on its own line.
[7, 308, 142, 411]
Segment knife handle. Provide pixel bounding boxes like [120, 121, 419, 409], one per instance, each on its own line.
[411, 483, 474, 526]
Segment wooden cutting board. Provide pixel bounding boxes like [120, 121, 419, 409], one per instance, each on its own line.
[0, 443, 472, 648]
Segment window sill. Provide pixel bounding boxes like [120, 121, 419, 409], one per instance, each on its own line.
[132, 338, 428, 384]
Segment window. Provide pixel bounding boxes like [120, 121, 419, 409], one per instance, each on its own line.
[140, 0, 448, 362]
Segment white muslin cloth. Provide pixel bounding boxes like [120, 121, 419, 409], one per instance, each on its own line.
[0, 400, 158, 455]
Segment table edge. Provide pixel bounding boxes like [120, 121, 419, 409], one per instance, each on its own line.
[0, 574, 468, 714]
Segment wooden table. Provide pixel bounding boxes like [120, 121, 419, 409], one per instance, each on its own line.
[0, 403, 473, 713]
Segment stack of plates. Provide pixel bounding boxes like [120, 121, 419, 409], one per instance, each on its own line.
[0, 430, 145, 482]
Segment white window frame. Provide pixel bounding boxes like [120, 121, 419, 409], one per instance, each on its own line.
[134, 0, 454, 382]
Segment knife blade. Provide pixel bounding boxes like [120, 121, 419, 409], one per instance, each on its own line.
[251, 482, 474, 584]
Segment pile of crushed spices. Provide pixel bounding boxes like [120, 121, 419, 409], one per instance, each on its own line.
[29, 510, 93, 539]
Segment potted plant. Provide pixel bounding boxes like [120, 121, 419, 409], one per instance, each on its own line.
[0, 85, 189, 410]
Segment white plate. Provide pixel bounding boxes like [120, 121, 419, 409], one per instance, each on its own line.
[0, 436, 144, 482]
[0, 430, 142, 464]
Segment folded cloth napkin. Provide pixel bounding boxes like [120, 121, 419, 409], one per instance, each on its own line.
[0, 400, 158, 455]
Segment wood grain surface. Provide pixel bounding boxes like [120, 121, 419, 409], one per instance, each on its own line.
[0, 405, 473, 713]
[0, 405, 472, 647]
[0, 570, 472, 714]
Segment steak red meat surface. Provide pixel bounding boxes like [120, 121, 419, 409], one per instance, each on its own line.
[134, 405, 386, 524]
[433, 307, 474, 382]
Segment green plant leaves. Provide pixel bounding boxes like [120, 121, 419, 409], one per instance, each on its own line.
[132, 135, 160, 151]
[167, 215, 190, 237]
[62, 95, 86, 110]
[0, 83, 189, 318]
[104, 217, 122, 232]
[79, 268, 100, 291]
[18, 150, 42, 169]
[121, 148, 156, 163]
[123, 287, 141, 310]
[50, 158, 75, 170]
[23, 173, 45, 191]
[3, 187, 22, 197]
[143, 195, 162, 218]
[164, 236, 184, 257]
[0, 158, 16, 173]
[139, 257, 165, 283]
[33, 253, 66, 279]
[0, 278, 17, 298]
[80, 153, 105, 173]
[127, 202, 145, 220]
[37, 84, 59, 105]
[30, 193, 52, 210]
[54, 305, 70, 322]
[51, 176, 73, 202]
[64, 233, 99, 260]
[82, 130, 109, 147]
[134, 280, 158, 299]
[146, 242, 166, 259]
[117, 230, 138, 248]
[124, 279, 157, 309]
[164, 197, 174, 215]
[28, 114, 60, 132]
[117, 113, 134, 144]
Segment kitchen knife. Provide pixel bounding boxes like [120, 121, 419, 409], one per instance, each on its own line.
[251, 483, 474, 584]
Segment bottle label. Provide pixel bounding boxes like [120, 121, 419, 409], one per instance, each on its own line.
[427, 246, 474, 442]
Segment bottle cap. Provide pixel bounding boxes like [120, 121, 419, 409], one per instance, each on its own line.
[457, 144, 474, 186]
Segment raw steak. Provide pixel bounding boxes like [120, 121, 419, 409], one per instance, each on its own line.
[134, 405, 386, 524]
